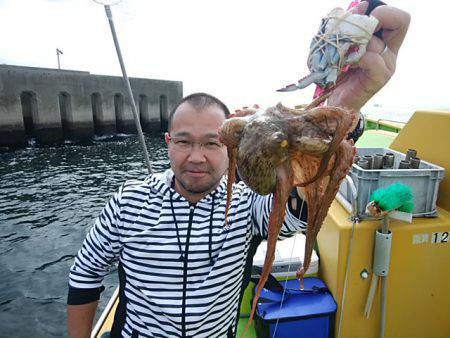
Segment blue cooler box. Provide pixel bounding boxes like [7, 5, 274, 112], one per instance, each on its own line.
[254, 277, 337, 338]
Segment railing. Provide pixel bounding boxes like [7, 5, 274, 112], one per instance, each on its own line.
[365, 117, 405, 133]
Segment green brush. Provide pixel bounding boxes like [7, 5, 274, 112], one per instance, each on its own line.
[367, 183, 414, 216]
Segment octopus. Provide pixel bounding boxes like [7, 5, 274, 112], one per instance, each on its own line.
[218, 101, 356, 335]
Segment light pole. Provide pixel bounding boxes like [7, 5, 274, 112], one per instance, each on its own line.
[56, 48, 63, 70]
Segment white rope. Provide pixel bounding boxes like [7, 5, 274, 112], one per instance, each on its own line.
[308, 10, 373, 72]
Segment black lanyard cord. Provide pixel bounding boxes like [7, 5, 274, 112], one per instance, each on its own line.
[169, 189, 185, 262]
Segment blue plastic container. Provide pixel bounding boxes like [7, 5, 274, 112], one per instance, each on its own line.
[254, 277, 337, 338]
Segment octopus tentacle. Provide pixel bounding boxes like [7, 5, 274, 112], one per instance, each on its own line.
[242, 162, 293, 338]
[304, 90, 332, 110]
[224, 146, 238, 227]
[297, 108, 354, 187]
[275, 102, 306, 115]
[297, 140, 356, 285]
[219, 116, 250, 227]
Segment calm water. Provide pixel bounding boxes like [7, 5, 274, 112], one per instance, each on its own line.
[0, 135, 169, 337]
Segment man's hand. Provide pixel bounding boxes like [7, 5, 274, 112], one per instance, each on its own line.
[327, 2, 411, 113]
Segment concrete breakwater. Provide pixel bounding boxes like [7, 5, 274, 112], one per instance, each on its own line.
[0, 65, 182, 147]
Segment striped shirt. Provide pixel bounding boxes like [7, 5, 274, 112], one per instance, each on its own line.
[68, 169, 307, 337]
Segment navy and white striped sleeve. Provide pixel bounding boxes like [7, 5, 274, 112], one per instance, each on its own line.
[250, 191, 307, 240]
[67, 185, 123, 305]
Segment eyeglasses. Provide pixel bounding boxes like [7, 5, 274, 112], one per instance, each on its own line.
[167, 135, 224, 153]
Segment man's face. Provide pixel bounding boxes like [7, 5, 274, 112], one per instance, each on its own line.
[165, 102, 228, 201]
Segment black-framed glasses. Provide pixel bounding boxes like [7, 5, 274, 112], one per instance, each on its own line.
[167, 135, 224, 153]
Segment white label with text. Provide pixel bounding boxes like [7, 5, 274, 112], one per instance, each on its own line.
[412, 232, 449, 244]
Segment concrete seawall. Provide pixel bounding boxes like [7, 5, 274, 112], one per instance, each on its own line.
[0, 65, 183, 147]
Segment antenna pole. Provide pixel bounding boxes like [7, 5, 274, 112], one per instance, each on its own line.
[104, 4, 153, 174]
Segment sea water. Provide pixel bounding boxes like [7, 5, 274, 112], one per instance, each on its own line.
[0, 135, 169, 337]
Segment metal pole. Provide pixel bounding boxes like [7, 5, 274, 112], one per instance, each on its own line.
[379, 216, 390, 338]
[57, 50, 61, 70]
[104, 5, 153, 175]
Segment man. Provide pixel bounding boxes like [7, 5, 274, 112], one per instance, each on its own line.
[67, 2, 410, 337]
[68, 92, 308, 338]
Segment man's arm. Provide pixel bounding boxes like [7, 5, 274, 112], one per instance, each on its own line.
[67, 301, 98, 338]
[67, 184, 124, 337]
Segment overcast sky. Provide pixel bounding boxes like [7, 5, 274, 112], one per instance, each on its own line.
[1, 0, 449, 113]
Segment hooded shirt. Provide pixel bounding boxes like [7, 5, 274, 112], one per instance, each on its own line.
[68, 169, 307, 338]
